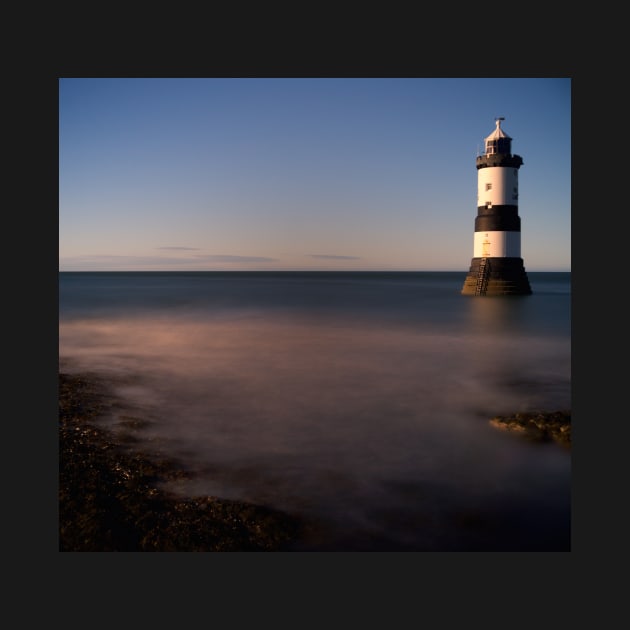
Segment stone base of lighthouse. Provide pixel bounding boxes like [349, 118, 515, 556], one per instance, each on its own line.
[461, 257, 532, 296]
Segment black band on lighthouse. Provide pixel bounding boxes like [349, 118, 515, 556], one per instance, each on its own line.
[475, 207, 521, 232]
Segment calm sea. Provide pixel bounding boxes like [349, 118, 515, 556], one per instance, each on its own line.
[59, 271, 571, 551]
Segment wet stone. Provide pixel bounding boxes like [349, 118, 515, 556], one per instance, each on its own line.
[488, 410, 571, 448]
[59, 372, 304, 552]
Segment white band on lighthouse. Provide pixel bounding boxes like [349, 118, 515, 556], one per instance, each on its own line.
[472, 231, 521, 258]
[477, 167, 519, 206]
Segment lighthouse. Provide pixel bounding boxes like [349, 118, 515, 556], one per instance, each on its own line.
[461, 118, 532, 296]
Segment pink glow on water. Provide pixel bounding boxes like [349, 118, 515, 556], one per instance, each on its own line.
[59, 309, 570, 550]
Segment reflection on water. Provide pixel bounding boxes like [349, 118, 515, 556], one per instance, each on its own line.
[59, 272, 571, 550]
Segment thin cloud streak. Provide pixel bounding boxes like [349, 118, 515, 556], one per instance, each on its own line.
[193, 255, 277, 263]
[157, 246, 201, 251]
[310, 254, 361, 260]
[59, 254, 278, 270]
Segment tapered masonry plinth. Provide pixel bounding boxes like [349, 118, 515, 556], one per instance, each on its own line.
[461, 257, 532, 296]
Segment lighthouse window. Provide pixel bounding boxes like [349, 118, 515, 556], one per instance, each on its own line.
[485, 183, 492, 191]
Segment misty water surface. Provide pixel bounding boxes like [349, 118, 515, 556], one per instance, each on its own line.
[59, 272, 571, 550]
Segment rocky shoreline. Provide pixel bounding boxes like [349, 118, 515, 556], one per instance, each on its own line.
[59, 372, 306, 551]
[489, 410, 571, 447]
[59, 371, 571, 551]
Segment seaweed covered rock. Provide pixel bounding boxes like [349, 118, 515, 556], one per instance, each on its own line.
[489, 410, 571, 447]
[59, 373, 304, 551]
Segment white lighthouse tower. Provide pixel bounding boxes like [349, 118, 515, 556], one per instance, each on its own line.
[461, 117, 532, 296]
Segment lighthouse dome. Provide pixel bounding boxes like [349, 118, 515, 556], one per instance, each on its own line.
[484, 117, 512, 155]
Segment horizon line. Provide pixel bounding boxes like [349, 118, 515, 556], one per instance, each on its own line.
[58, 268, 571, 273]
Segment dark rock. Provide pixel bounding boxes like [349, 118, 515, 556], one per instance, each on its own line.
[488, 410, 571, 447]
[59, 372, 304, 552]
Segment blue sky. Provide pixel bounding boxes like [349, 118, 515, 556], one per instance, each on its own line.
[59, 78, 571, 271]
